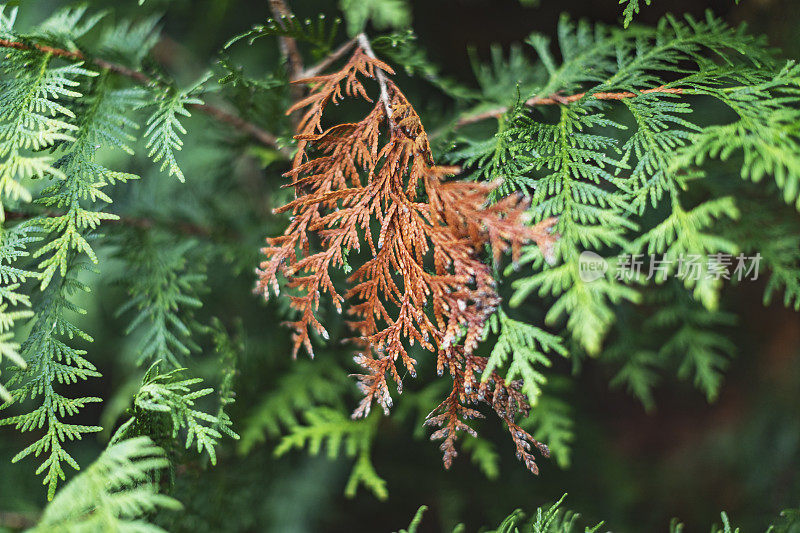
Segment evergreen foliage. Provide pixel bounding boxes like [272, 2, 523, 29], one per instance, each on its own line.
[401, 495, 800, 532]
[224, 12, 340, 54]
[451, 12, 800, 378]
[238, 359, 349, 453]
[619, 0, 741, 28]
[143, 83, 204, 184]
[115, 235, 205, 368]
[0, 223, 36, 402]
[28, 437, 180, 533]
[275, 407, 386, 500]
[339, 0, 410, 36]
[483, 309, 567, 404]
[111, 362, 239, 466]
[520, 378, 574, 468]
[0, 254, 103, 500]
[0, 32, 86, 218]
[0, 1, 798, 530]
[607, 282, 737, 408]
[0, 4, 235, 501]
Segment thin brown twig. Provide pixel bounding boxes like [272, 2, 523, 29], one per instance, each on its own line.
[294, 38, 357, 80]
[356, 33, 395, 129]
[268, 0, 304, 79]
[269, 0, 305, 131]
[455, 86, 685, 128]
[0, 38, 290, 156]
[0, 38, 150, 82]
[193, 103, 285, 153]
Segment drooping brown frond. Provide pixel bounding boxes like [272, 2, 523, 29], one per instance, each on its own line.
[256, 42, 557, 474]
[424, 352, 551, 473]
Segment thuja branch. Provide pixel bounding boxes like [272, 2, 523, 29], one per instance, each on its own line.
[0, 38, 290, 156]
[5, 210, 214, 238]
[257, 40, 558, 474]
[456, 85, 685, 127]
[0, 38, 152, 83]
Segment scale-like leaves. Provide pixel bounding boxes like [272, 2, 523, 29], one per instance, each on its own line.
[508, 103, 638, 355]
[0, 56, 90, 219]
[0, 224, 37, 402]
[112, 363, 239, 465]
[34, 80, 143, 289]
[239, 360, 349, 453]
[143, 84, 204, 183]
[339, 0, 410, 36]
[607, 282, 737, 405]
[520, 379, 575, 469]
[116, 236, 205, 367]
[483, 310, 567, 404]
[634, 197, 739, 310]
[0, 7, 165, 499]
[0, 257, 102, 500]
[224, 12, 340, 54]
[454, 12, 799, 362]
[275, 407, 386, 500]
[675, 62, 800, 211]
[30, 437, 180, 532]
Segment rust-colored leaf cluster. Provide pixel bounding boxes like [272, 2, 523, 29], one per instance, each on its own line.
[256, 45, 557, 473]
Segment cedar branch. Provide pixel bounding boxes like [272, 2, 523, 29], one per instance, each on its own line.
[455, 86, 685, 127]
[258, 42, 557, 474]
[0, 38, 291, 157]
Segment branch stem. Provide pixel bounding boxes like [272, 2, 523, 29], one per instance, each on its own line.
[357, 33, 394, 128]
[269, 0, 305, 131]
[455, 86, 685, 127]
[269, 0, 304, 79]
[0, 38, 289, 156]
[295, 38, 357, 80]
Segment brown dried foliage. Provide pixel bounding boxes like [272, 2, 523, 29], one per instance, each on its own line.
[256, 45, 557, 473]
